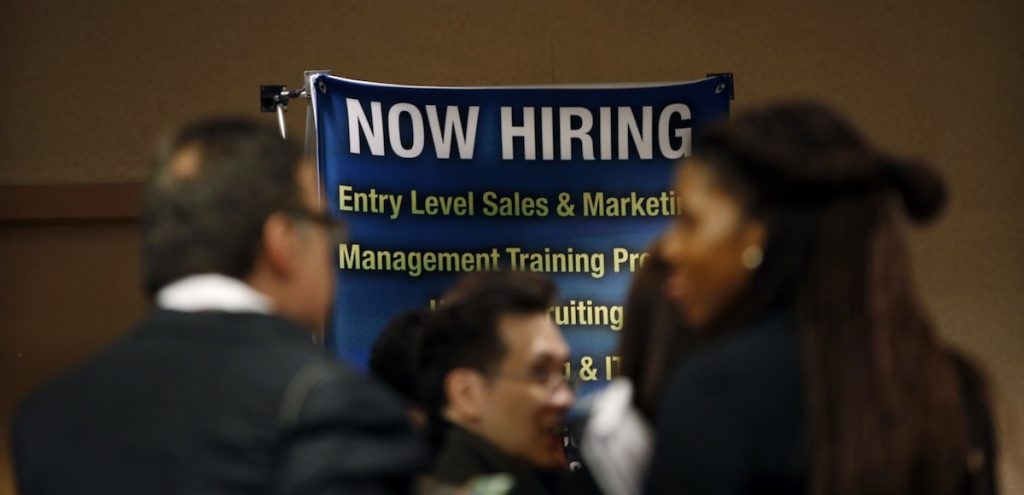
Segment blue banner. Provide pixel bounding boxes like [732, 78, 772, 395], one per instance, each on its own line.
[312, 75, 730, 387]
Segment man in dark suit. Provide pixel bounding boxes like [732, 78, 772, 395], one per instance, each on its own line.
[418, 273, 574, 495]
[12, 118, 424, 494]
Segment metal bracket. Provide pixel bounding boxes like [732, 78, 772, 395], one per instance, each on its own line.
[301, 71, 331, 157]
[260, 84, 309, 138]
[706, 72, 735, 101]
[303, 70, 331, 98]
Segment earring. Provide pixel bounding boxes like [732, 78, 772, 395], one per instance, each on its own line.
[741, 245, 763, 270]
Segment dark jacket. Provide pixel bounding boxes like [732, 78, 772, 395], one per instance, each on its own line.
[644, 313, 806, 495]
[13, 310, 424, 495]
[430, 424, 558, 495]
[644, 312, 998, 495]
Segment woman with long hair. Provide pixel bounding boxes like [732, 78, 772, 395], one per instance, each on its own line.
[644, 102, 996, 494]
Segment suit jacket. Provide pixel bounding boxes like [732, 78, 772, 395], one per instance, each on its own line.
[13, 310, 424, 495]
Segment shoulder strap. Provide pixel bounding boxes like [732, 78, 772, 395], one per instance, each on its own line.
[277, 361, 339, 430]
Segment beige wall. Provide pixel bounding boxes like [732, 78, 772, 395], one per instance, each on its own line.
[2, 1, 1021, 493]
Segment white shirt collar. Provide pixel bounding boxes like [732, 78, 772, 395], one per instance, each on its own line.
[155, 273, 274, 314]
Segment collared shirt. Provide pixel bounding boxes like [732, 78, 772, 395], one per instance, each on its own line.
[155, 273, 273, 314]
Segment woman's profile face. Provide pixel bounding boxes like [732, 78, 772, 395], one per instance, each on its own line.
[661, 159, 764, 329]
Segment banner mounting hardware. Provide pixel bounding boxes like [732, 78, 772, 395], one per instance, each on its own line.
[706, 73, 735, 101]
[260, 84, 309, 139]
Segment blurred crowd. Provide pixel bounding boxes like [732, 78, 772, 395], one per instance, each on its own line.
[11, 103, 997, 494]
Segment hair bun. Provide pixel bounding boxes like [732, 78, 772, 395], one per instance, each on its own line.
[879, 156, 947, 223]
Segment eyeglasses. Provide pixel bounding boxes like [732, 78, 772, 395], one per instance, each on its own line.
[286, 208, 347, 246]
[495, 367, 576, 395]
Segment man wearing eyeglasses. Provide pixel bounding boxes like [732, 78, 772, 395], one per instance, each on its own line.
[12, 118, 423, 494]
[418, 272, 574, 495]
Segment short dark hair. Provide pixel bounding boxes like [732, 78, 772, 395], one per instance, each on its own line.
[141, 117, 305, 296]
[417, 272, 556, 414]
[369, 310, 429, 405]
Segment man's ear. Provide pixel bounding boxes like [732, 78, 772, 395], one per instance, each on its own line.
[444, 368, 487, 423]
[261, 212, 295, 278]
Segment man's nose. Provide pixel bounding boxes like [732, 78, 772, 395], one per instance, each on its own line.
[550, 381, 574, 410]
